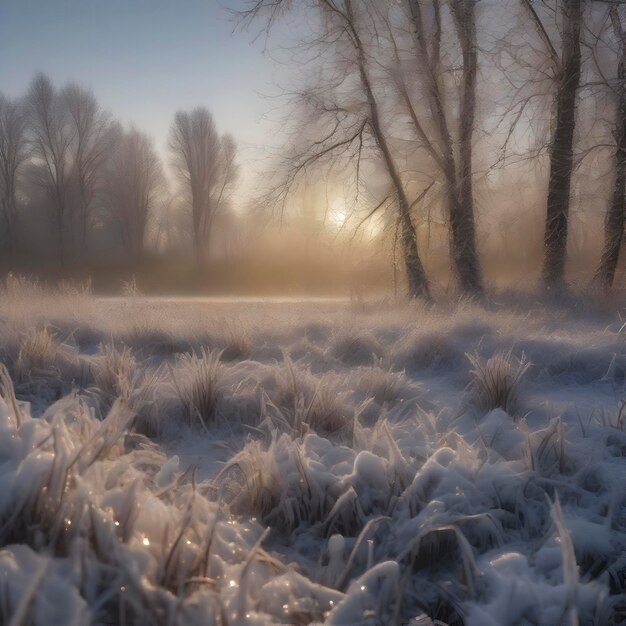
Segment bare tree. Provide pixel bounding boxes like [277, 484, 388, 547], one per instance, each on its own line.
[450, 0, 483, 294]
[344, 0, 431, 299]
[0, 94, 28, 259]
[522, 0, 584, 290]
[399, 0, 484, 295]
[25, 73, 74, 267]
[169, 108, 238, 264]
[62, 83, 118, 260]
[240, 0, 431, 299]
[105, 128, 164, 261]
[594, 5, 626, 289]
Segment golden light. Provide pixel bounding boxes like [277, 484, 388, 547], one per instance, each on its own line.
[327, 200, 347, 229]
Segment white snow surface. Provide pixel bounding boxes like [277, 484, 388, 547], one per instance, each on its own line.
[0, 283, 624, 625]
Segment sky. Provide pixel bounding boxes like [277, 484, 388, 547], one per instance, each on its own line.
[0, 0, 285, 174]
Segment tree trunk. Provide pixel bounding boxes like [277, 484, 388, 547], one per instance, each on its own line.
[346, 0, 431, 299]
[407, 0, 482, 295]
[450, 0, 484, 296]
[595, 163, 625, 288]
[1, 180, 17, 261]
[57, 211, 65, 269]
[542, 0, 582, 290]
[79, 182, 90, 262]
[595, 7, 626, 290]
[398, 194, 431, 298]
[193, 195, 205, 267]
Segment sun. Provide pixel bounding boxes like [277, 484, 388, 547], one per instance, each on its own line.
[327, 201, 347, 228]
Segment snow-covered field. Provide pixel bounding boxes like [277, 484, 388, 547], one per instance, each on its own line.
[0, 280, 625, 625]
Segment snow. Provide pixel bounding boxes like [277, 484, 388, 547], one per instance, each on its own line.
[0, 283, 624, 624]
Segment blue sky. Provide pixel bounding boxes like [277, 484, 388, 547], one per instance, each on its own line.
[0, 0, 281, 160]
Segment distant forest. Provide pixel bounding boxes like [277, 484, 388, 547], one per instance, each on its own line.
[3, 0, 626, 297]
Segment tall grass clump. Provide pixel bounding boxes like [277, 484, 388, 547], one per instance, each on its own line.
[216, 434, 359, 537]
[331, 331, 385, 366]
[467, 350, 530, 415]
[217, 439, 283, 520]
[220, 325, 251, 361]
[92, 343, 161, 437]
[350, 365, 426, 412]
[15, 326, 59, 377]
[0, 274, 45, 301]
[263, 359, 353, 439]
[93, 342, 136, 405]
[13, 326, 84, 392]
[398, 330, 463, 372]
[170, 348, 224, 432]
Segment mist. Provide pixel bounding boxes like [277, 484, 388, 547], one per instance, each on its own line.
[0, 0, 623, 295]
[0, 2, 625, 626]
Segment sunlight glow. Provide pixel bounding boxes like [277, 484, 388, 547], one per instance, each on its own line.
[327, 202, 347, 228]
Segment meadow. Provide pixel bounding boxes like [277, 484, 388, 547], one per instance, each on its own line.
[0, 278, 624, 625]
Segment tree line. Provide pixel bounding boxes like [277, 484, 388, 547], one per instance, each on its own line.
[239, 0, 626, 297]
[0, 73, 238, 270]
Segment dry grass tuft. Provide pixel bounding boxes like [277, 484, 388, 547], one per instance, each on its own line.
[264, 359, 353, 438]
[467, 350, 530, 415]
[14, 326, 83, 389]
[400, 331, 462, 371]
[91, 343, 162, 437]
[216, 440, 282, 520]
[220, 328, 251, 361]
[93, 342, 136, 404]
[332, 332, 385, 366]
[170, 348, 224, 431]
[353, 365, 423, 409]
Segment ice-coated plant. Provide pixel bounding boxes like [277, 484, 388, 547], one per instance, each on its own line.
[14, 326, 73, 380]
[221, 326, 251, 361]
[93, 342, 136, 405]
[91, 342, 161, 437]
[262, 358, 353, 439]
[331, 331, 385, 366]
[0, 365, 300, 625]
[466, 349, 530, 415]
[170, 348, 224, 431]
[0, 283, 622, 625]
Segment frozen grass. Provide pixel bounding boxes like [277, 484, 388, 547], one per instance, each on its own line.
[170, 348, 225, 432]
[260, 358, 354, 439]
[91, 343, 162, 437]
[92, 342, 136, 407]
[466, 350, 530, 415]
[0, 280, 623, 625]
[14, 326, 81, 383]
[331, 330, 385, 366]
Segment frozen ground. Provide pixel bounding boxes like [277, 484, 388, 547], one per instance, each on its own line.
[0, 279, 624, 625]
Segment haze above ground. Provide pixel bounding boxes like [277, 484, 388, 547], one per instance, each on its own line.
[0, 0, 296, 194]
